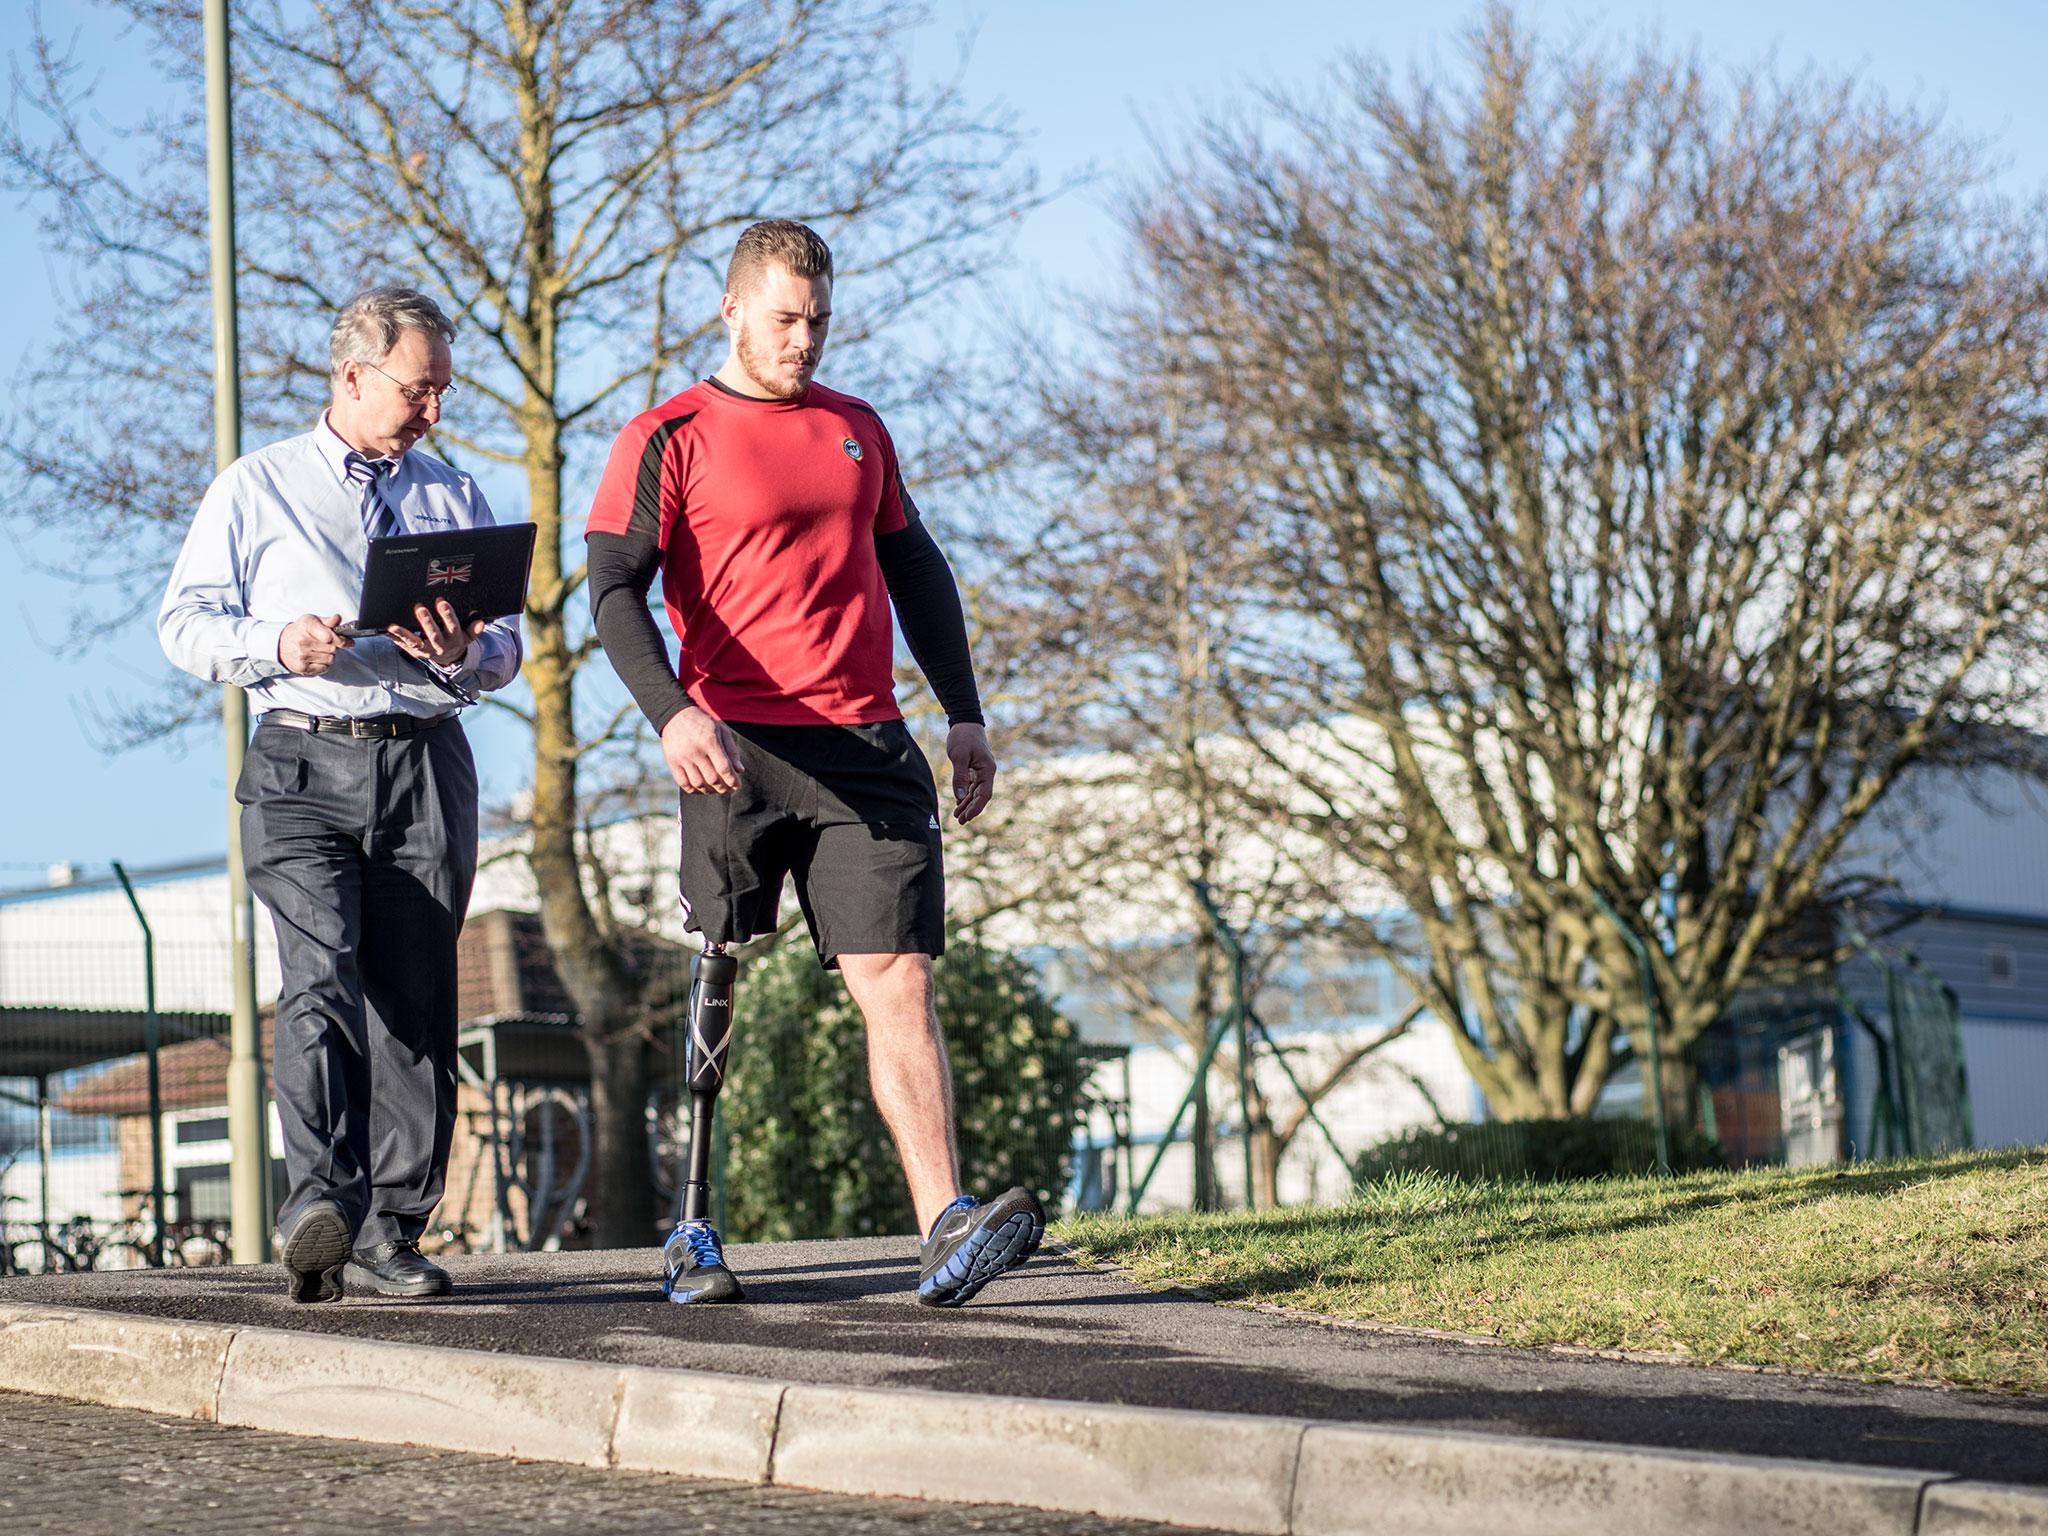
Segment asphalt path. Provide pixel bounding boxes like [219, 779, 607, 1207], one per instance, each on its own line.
[4, 1238, 2044, 1487]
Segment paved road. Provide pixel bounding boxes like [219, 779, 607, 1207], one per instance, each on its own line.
[5, 1238, 2046, 1487]
[0, 1390, 1227, 1536]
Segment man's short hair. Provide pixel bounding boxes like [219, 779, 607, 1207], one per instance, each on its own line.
[329, 287, 457, 377]
[726, 220, 833, 297]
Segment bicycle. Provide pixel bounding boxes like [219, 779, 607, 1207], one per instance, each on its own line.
[1, 1213, 103, 1275]
[95, 1205, 230, 1269]
[0, 1186, 38, 1275]
[168, 1219, 229, 1266]
[0, 1215, 50, 1277]
[423, 1216, 476, 1256]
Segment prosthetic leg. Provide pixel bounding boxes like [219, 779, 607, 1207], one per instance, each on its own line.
[661, 943, 744, 1303]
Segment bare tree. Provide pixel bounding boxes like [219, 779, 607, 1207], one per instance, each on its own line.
[954, 302, 1412, 1208]
[2, 0, 1036, 1241]
[1066, 7, 2048, 1127]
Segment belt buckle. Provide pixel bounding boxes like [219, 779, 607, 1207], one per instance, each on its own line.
[349, 717, 378, 739]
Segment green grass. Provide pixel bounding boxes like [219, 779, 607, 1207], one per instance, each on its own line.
[1054, 1148, 2048, 1393]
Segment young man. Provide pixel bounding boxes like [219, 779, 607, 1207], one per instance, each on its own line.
[585, 220, 1042, 1307]
[160, 287, 522, 1303]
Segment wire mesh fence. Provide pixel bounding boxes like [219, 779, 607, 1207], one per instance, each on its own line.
[0, 858, 1480, 1262]
[0, 863, 251, 1275]
[0, 865, 1133, 1264]
[11, 857, 2028, 1269]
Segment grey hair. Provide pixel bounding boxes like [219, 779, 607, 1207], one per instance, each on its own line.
[328, 286, 456, 377]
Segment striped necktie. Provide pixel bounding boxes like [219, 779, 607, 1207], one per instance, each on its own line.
[343, 451, 401, 541]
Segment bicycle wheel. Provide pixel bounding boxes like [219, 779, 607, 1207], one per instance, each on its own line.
[6, 1238, 56, 1275]
[93, 1241, 154, 1271]
[175, 1233, 227, 1267]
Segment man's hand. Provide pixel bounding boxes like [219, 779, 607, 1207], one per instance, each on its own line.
[280, 613, 353, 676]
[661, 706, 740, 794]
[947, 722, 997, 823]
[386, 599, 486, 669]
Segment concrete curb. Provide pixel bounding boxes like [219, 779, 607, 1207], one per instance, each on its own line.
[217, 1326, 626, 1466]
[3, 1300, 2045, 1535]
[1290, 1424, 1929, 1536]
[772, 1384, 1306, 1533]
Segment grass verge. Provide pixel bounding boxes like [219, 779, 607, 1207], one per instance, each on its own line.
[1054, 1147, 2048, 1393]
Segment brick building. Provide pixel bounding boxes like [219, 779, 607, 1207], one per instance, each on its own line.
[53, 909, 656, 1252]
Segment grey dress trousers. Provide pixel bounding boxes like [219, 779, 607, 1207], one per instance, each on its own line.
[238, 715, 479, 1248]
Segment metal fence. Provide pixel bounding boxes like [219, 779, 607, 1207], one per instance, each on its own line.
[0, 862, 243, 1274]
[0, 863, 1128, 1266]
[14, 859, 2027, 1269]
[0, 857, 1478, 1262]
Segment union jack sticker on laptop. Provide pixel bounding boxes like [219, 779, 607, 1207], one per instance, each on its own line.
[426, 557, 474, 587]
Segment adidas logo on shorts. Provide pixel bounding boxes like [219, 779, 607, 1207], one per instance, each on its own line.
[927, 814, 940, 830]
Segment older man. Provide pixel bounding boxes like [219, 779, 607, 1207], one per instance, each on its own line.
[160, 287, 521, 1302]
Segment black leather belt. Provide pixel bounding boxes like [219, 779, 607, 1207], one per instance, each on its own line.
[261, 709, 450, 739]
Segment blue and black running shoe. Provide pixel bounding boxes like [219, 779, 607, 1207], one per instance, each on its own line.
[916, 1187, 1045, 1308]
[662, 1218, 744, 1304]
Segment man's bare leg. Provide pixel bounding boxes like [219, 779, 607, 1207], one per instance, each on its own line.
[837, 951, 960, 1234]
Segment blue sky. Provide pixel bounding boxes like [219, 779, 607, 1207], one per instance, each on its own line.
[3, 0, 2046, 883]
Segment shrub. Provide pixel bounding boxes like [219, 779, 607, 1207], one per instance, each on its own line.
[713, 934, 1090, 1242]
[1352, 1116, 1726, 1186]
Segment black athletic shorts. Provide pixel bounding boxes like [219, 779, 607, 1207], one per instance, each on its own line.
[676, 719, 945, 967]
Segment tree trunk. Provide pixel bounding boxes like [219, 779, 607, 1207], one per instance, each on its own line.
[584, 1026, 656, 1245]
[1190, 1083, 1220, 1211]
[1658, 1053, 1702, 1139]
[517, 384, 656, 1245]
[1250, 1119, 1280, 1210]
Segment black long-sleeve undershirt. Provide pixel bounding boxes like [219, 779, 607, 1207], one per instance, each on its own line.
[587, 529, 695, 733]
[874, 519, 984, 727]
[586, 521, 984, 734]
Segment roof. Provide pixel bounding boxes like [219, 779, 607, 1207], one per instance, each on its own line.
[0, 857, 227, 909]
[53, 1021, 258, 1115]
[0, 1007, 228, 1082]
[52, 909, 649, 1116]
[458, 906, 577, 1021]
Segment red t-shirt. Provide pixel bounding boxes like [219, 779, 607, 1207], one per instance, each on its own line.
[584, 379, 911, 725]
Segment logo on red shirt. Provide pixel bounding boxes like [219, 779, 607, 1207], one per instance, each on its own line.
[842, 438, 863, 461]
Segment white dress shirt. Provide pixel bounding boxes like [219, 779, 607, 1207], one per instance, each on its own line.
[159, 415, 523, 719]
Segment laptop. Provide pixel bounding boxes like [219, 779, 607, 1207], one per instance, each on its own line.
[340, 523, 538, 638]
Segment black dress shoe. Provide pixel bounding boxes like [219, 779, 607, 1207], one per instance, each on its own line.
[280, 1200, 352, 1305]
[346, 1238, 452, 1298]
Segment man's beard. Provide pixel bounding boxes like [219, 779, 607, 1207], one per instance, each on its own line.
[737, 324, 816, 399]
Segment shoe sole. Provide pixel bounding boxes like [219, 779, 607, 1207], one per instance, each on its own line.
[280, 1204, 352, 1305]
[664, 1266, 745, 1304]
[344, 1260, 452, 1299]
[917, 1195, 1045, 1308]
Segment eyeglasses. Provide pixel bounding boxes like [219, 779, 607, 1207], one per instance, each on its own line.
[362, 360, 458, 408]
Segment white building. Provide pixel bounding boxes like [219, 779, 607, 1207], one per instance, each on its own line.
[4, 749, 2045, 1231]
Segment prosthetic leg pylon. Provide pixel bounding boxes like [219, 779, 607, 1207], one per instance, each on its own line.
[662, 944, 744, 1303]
